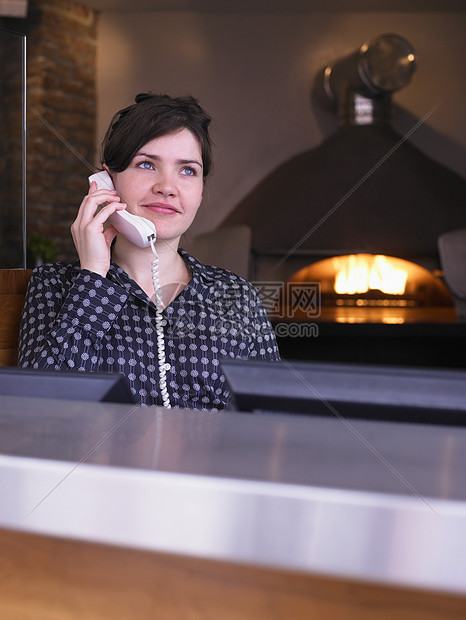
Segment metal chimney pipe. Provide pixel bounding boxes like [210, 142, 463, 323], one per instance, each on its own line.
[314, 33, 417, 125]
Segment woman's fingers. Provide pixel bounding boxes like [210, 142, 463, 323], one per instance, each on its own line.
[71, 200, 126, 240]
[74, 183, 120, 223]
[71, 184, 127, 277]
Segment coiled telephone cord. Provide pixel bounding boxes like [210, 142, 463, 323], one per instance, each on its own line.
[150, 235, 171, 409]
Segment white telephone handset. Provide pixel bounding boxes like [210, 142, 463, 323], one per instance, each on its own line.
[88, 170, 171, 409]
[88, 171, 156, 248]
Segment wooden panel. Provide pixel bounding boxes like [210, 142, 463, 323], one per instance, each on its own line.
[0, 528, 465, 620]
[0, 348, 18, 367]
[0, 296, 27, 347]
[0, 270, 32, 366]
[0, 269, 32, 295]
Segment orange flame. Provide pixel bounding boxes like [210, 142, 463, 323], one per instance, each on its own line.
[334, 254, 408, 295]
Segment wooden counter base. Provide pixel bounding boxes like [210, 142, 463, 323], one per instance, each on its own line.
[1, 528, 465, 620]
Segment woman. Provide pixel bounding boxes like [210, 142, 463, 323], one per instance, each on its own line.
[18, 93, 280, 410]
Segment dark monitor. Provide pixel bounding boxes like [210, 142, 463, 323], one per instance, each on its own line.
[0, 367, 137, 404]
[221, 359, 466, 426]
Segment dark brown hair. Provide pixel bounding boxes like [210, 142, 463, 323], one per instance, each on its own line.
[101, 93, 213, 178]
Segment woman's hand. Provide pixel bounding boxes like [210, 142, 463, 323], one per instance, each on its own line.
[71, 181, 126, 277]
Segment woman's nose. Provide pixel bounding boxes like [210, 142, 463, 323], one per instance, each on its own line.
[152, 170, 176, 196]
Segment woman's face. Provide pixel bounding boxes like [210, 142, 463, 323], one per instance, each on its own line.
[110, 128, 204, 245]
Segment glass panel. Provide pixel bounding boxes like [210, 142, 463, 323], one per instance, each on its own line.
[0, 27, 26, 268]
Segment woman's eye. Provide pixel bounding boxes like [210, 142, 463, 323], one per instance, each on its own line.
[138, 161, 153, 170]
[181, 166, 196, 177]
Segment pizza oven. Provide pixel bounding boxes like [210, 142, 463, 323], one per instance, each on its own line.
[221, 34, 466, 327]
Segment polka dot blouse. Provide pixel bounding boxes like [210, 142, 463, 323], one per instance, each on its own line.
[18, 249, 281, 410]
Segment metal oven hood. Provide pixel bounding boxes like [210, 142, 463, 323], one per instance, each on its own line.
[222, 35, 466, 275]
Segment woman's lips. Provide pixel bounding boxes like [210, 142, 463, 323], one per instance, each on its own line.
[143, 203, 179, 215]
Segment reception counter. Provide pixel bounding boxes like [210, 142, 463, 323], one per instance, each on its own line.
[1, 394, 466, 618]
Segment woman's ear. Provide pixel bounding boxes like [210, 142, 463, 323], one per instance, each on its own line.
[102, 164, 115, 190]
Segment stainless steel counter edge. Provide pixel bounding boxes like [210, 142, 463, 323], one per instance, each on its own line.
[1, 453, 465, 596]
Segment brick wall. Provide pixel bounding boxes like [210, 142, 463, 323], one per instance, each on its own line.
[0, 29, 25, 267]
[2, 0, 97, 263]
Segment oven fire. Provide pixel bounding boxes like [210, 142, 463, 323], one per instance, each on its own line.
[333, 254, 408, 297]
[280, 253, 455, 324]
